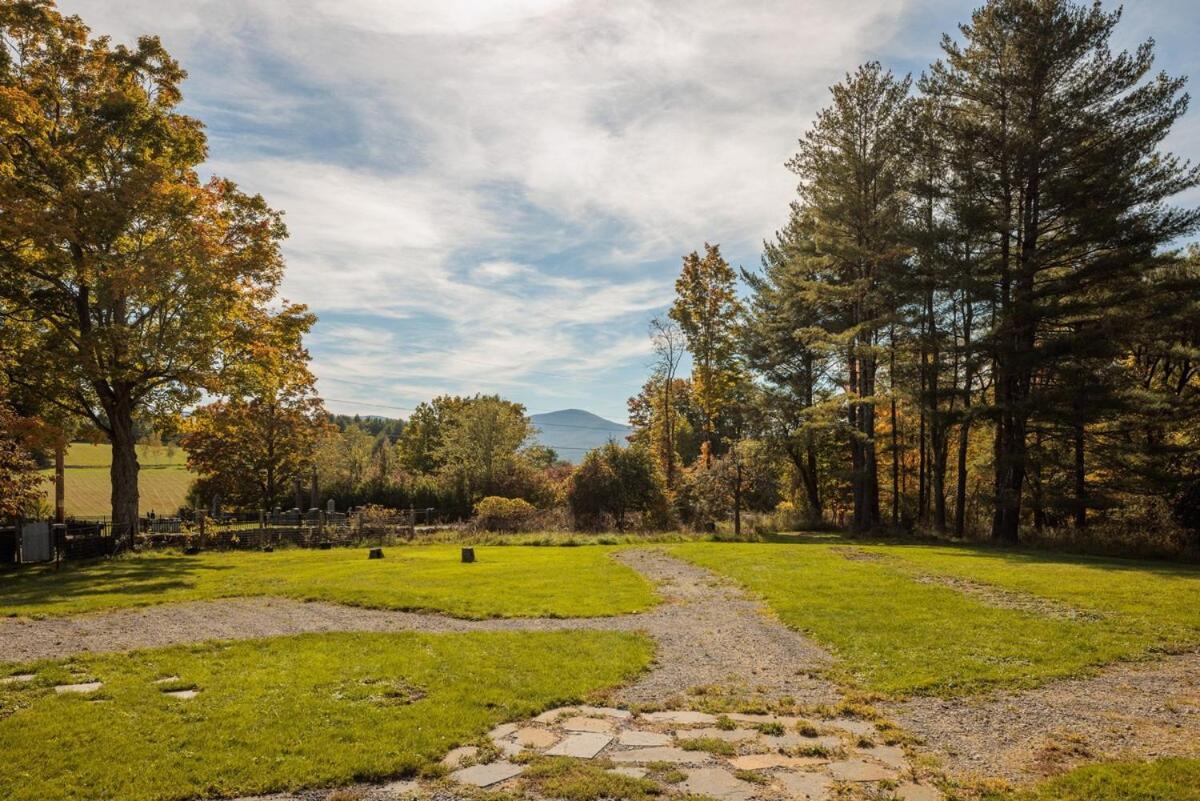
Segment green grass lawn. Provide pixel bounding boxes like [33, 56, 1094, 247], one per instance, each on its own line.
[863, 543, 1200, 647]
[668, 540, 1200, 696]
[0, 545, 659, 620]
[0, 630, 654, 801]
[40, 442, 195, 517]
[994, 758, 1200, 801]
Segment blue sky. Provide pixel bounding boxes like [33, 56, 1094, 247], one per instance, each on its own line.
[63, 0, 1200, 424]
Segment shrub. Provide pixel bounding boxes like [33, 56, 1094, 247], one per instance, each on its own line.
[566, 443, 672, 531]
[473, 496, 537, 532]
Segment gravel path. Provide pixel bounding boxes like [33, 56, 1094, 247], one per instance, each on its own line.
[885, 649, 1200, 783]
[0, 549, 838, 708]
[604, 549, 837, 705]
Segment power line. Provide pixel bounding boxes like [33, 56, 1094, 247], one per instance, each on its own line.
[532, 421, 631, 433]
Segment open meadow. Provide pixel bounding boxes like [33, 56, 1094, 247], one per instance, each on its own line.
[39, 443, 194, 518]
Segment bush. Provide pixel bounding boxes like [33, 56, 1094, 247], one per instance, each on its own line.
[566, 443, 672, 531]
[472, 496, 537, 532]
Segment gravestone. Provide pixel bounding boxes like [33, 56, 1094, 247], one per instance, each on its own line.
[461, 547, 475, 563]
[368, 547, 384, 559]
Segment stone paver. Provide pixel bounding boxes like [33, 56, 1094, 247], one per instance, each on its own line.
[578, 705, 632, 719]
[53, 681, 102, 694]
[618, 730, 673, 746]
[163, 689, 199, 699]
[775, 771, 832, 800]
[0, 673, 35, 684]
[766, 733, 841, 751]
[489, 722, 518, 739]
[450, 761, 524, 787]
[680, 767, 756, 801]
[681, 726, 760, 742]
[896, 783, 943, 801]
[827, 759, 898, 782]
[728, 754, 823, 770]
[610, 766, 648, 779]
[440, 745, 478, 768]
[727, 712, 801, 726]
[513, 727, 558, 748]
[609, 746, 709, 764]
[534, 707, 576, 723]
[545, 732, 612, 758]
[153, 675, 181, 684]
[827, 717, 876, 737]
[641, 710, 716, 724]
[859, 744, 907, 769]
[563, 715, 616, 733]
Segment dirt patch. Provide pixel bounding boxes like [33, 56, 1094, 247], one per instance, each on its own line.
[830, 546, 887, 562]
[834, 546, 1099, 620]
[885, 649, 1200, 784]
[907, 573, 1102, 621]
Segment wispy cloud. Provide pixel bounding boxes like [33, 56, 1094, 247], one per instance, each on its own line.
[58, 0, 1200, 421]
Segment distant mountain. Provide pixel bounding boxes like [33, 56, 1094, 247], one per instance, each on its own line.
[529, 409, 632, 462]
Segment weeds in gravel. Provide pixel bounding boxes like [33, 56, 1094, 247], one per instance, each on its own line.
[645, 762, 686, 784]
[677, 737, 737, 756]
[733, 770, 771, 785]
[522, 757, 662, 801]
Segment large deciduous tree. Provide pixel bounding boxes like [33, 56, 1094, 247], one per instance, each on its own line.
[0, 1, 291, 538]
[669, 243, 744, 466]
[181, 309, 330, 511]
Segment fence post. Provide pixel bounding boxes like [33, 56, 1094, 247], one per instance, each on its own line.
[198, 513, 207, 549]
[409, 504, 416, 539]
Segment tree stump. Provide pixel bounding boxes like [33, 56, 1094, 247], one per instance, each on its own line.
[368, 547, 384, 559]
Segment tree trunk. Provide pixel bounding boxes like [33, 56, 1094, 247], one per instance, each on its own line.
[107, 395, 140, 548]
[54, 443, 66, 524]
[1073, 420, 1087, 528]
[954, 418, 970, 536]
[733, 458, 742, 537]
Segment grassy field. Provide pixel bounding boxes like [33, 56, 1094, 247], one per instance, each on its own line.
[669, 539, 1200, 697]
[0, 545, 659, 620]
[40, 442, 194, 517]
[997, 758, 1200, 801]
[0, 630, 654, 801]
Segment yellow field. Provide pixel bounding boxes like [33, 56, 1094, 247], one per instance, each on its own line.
[39, 443, 195, 518]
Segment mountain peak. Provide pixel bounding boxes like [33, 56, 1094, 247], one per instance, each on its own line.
[529, 409, 632, 461]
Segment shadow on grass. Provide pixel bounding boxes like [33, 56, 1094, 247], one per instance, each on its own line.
[752, 530, 1200, 579]
[0, 555, 235, 614]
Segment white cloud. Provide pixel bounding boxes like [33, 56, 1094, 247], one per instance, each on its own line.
[58, 0, 1197, 419]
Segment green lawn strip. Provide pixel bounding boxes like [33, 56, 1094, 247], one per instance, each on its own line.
[991, 758, 1200, 801]
[666, 542, 1149, 696]
[0, 630, 654, 801]
[0, 545, 659, 620]
[864, 542, 1200, 647]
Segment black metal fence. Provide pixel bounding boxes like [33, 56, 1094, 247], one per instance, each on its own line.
[2, 506, 442, 565]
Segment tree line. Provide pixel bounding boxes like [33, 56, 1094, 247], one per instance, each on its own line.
[4, 0, 1200, 551]
[629, 0, 1200, 548]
